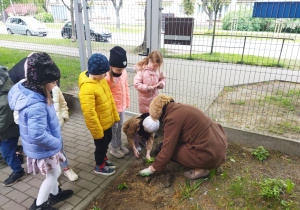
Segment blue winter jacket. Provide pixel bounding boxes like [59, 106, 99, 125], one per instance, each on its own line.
[8, 82, 62, 159]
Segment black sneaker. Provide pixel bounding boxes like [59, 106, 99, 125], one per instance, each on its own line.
[3, 170, 26, 186]
[29, 199, 56, 210]
[48, 187, 73, 206]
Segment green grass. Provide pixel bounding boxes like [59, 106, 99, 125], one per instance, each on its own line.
[0, 47, 81, 91]
[165, 52, 300, 70]
[45, 23, 64, 29]
[0, 34, 116, 51]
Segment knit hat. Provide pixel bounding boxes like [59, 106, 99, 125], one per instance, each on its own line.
[109, 46, 127, 68]
[143, 116, 160, 133]
[26, 53, 60, 85]
[0, 66, 9, 89]
[88, 53, 110, 75]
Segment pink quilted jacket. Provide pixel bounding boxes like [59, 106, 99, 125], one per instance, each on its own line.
[134, 66, 166, 113]
[105, 70, 130, 113]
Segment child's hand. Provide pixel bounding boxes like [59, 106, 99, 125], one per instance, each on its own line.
[157, 83, 163, 89]
[147, 86, 155, 91]
[146, 154, 151, 160]
[133, 147, 140, 158]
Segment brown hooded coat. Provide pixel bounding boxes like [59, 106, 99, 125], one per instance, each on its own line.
[152, 102, 228, 172]
[122, 116, 154, 150]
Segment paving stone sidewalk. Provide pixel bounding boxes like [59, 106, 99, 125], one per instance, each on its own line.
[0, 112, 134, 210]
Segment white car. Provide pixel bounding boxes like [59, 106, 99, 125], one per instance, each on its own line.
[6, 16, 48, 36]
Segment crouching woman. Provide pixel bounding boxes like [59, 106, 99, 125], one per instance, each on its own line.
[139, 94, 228, 180]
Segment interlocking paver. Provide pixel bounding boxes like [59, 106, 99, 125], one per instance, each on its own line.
[77, 171, 96, 181]
[58, 202, 75, 210]
[0, 185, 14, 196]
[0, 194, 9, 206]
[76, 189, 90, 199]
[6, 189, 29, 203]
[12, 181, 31, 192]
[2, 200, 26, 210]
[0, 112, 136, 209]
[20, 197, 34, 209]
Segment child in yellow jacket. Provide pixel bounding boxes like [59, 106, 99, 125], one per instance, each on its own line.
[79, 53, 120, 176]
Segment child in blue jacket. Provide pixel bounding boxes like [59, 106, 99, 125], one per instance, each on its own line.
[8, 53, 73, 210]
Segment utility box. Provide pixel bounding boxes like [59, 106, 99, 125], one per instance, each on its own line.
[164, 17, 194, 46]
[161, 13, 174, 32]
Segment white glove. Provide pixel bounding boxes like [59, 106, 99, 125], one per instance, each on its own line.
[139, 166, 155, 176]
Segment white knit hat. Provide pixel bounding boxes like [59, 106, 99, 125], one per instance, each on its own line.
[143, 116, 160, 133]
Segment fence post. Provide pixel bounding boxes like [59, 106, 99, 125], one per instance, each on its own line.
[146, 0, 162, 52]
[241, 36, 247, 63]
[74, 0, 87, 72]
[82, 0, 92, 59]
[278, 39, 285, 66]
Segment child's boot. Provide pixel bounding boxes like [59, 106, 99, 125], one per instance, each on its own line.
[29, 199, 56, 210]
[48, 187, 73, 206]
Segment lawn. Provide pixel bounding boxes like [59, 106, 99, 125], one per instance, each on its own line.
[164, 52, 300, 70]
[0, 47, 81, 92]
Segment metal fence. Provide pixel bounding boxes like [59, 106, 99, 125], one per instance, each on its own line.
[1, 0, 299, 141]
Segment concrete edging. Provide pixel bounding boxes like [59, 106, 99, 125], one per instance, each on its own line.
[63, 92, 300, 157]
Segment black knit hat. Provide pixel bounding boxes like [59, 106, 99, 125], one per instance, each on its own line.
[109, 46, 127, 68]
[27, 53, 60, 85]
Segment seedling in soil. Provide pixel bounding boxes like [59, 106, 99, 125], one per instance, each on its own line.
[179, 178, 208, 202]
[118, 182, 128, 190]
[251, 146, 269, 161]
[143, 157, 155, 165]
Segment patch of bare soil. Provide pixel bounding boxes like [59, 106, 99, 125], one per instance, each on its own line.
[86, 135, 300, 210]
[207, 81, 300, 141]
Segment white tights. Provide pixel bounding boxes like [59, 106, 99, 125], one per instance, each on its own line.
[36, 166, 61, 206]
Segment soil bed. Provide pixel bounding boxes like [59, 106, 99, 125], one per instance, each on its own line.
[86, 139, 300, 209]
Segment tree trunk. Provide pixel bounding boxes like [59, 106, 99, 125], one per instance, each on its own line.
[1, 0, 6, 23]
[9, 0, 16, 15]
[210, 9, 218, 54]
[208, 10, 214, 31]
[70, 0, 76, 41]
[115, 8, 120, 29]
[135, 4, 146, 53]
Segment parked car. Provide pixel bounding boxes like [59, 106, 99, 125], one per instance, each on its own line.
[6, 16, 48, 36]
[61, 21, 112, 42]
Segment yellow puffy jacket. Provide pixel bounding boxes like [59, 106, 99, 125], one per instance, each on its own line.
[79, 71, 120, 139]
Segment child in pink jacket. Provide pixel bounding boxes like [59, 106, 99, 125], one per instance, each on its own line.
[105, 46, 130, 158]
[134, 50, 166, 114]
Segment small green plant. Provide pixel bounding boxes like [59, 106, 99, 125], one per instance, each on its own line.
[178, 179, 207, 201]
[118, 182, 128, 190]
[259, 178, 295, 200]
[251, 146, 269, 161]
[286, 179, 295, 194]
[143, 157, 155, 165]
[260, 178, 284, 200]
[92, 207, 101, 210]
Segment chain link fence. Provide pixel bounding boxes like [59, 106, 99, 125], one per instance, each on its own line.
[1, 0, 299, 140]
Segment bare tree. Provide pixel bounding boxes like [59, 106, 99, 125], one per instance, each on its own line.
[201, 0, 227, 31]
[36, 0, 47, 12]
[111, 0, 123, 29]
[135, 3, 146, 54]
[61, 0, 76, 41]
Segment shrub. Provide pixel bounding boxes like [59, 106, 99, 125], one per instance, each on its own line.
[222, 8, 273, 32]
[251, 146, 269, 161]
[36, 13, 54, 23]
